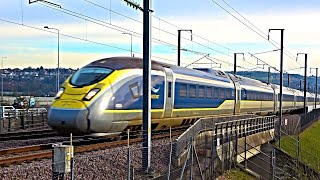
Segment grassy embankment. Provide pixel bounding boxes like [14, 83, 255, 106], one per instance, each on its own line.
[217, 169, 255, 180]
[278, 120, 320, 172]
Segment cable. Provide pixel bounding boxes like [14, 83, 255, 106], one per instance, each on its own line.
[210, 0, 302, 66]
[39, 1, 231, 57]
[83, 0, 233, 52]
[0, 18, 179, 64]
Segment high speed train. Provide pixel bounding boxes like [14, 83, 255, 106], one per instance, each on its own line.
[48, 57, 319, 135]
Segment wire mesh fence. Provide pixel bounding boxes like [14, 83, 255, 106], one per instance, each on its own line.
[46, 115, 281, 180]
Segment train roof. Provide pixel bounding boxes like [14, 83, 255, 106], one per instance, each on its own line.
[85, 57, 168, 71]
[86, 57, 233, 83]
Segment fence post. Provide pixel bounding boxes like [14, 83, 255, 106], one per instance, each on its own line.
[52, 149, 56, 180]
[19, 112, 24, 129]
[179, 140, 192, 180]
[42, 112, 45, 126]
[221, 124, 224, 173]
[244, 120, 247, 169]
[0, 118, 2, 133]
[8, 112, 11, 132]
[204, 134, 208, 179]
[229, 122, 233, 170]
[70, 133, 74, 180]
[127, 129, 131, 180]
[167, 126, 172, 180]
[31, 112, 34, 128]
[234, 121, 238, 164]
[296, 139, 299, 168]
[190, 137, 193, 180]
[211, 123, 216, 180]
[272, 149, 275, 180]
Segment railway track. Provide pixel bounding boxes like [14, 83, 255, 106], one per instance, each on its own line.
[0, 129, 57, 141]
[0, 130, 184, 166]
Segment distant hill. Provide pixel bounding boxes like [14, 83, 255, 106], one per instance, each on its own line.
[228, 71, 318, 93]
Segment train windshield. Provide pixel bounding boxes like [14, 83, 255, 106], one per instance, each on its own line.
[70, 67, 113, 87]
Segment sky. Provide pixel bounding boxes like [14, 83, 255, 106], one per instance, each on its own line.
[0, 0, 320, 76]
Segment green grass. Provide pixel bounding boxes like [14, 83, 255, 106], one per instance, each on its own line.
[218, 169, 255, 180]
[278, 120, 320, 172]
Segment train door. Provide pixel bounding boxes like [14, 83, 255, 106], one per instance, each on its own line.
[163, 68, 175, 118]
[234, 82, 241, 114]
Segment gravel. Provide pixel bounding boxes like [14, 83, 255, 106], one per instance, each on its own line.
[0, 136, 179, 180]
[0, 136, 69, 150]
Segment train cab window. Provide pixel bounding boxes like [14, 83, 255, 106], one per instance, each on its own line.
[168, 82, 172, 98]
[179, 84, 187, 97]
[220, 88, 225, 99]
[214, 88, 219, 99]
[206, 87, 213, 98]
[199, 86, 205, 98]
[70, 67, 113, 87]
[129, 82, 140, 99]
[190, 85, 196, 98]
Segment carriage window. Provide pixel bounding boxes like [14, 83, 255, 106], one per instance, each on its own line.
[214, 88, 219, 99]
[199, 86, 205, 98]
[220, 88, 225, 99]
[129, 82, 140, 99]
[168, 82, 172, 98]
[190, 85, 196, 98]
[226, 89, 231, 99]
[179, 84, 187, 97]
[206, 87, 212, 98]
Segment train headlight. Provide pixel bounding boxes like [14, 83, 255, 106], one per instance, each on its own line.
[55, 88, 65, 99]
[83, 88, 100, 101]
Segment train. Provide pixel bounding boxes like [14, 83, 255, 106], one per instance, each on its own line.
[48, 57, 319, 135]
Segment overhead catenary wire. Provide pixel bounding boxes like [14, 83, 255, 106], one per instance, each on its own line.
[38, 1, 232, 57]
[83, 0, 233, 52]
[0, 17, 179, 65]
[210, 0, 303, 66]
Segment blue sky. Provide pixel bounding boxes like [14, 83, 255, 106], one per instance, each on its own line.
[0, 0, 320, 76]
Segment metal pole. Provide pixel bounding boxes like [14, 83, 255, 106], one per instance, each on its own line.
[1, 57, 6, 105]
[142, 0, 152, 172]
[316, 68, 318, 108]
[268, 29, 284, 148]
[177, 30, 192, 66]
[44, 26, 60, 92]
[57, 29, 60, 92]
[269, 29, 284, 147]
[127, 129, 131, 180]
[178, 30, 181, 66]
[167, 127, 172, 180]
[123, 33, 133, 57]
[234, 53, 237, 75]
[1, 58, 3, 104]
[130, 34, 133, 57]
[268, 66, 271, 84]
[288, 73, 290, 88]
[304, 54, 307, 114]
[279, 29, 284, 148]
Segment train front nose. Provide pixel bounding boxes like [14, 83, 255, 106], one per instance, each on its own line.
[48, 105, 90, 134]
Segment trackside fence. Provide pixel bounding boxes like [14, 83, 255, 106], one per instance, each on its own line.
[0, 109, 47, 133]
[277, 108, 320, 176]
[47, 115, 284, 180]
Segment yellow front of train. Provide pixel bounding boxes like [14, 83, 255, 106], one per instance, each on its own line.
[48, 66, 118, 135]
